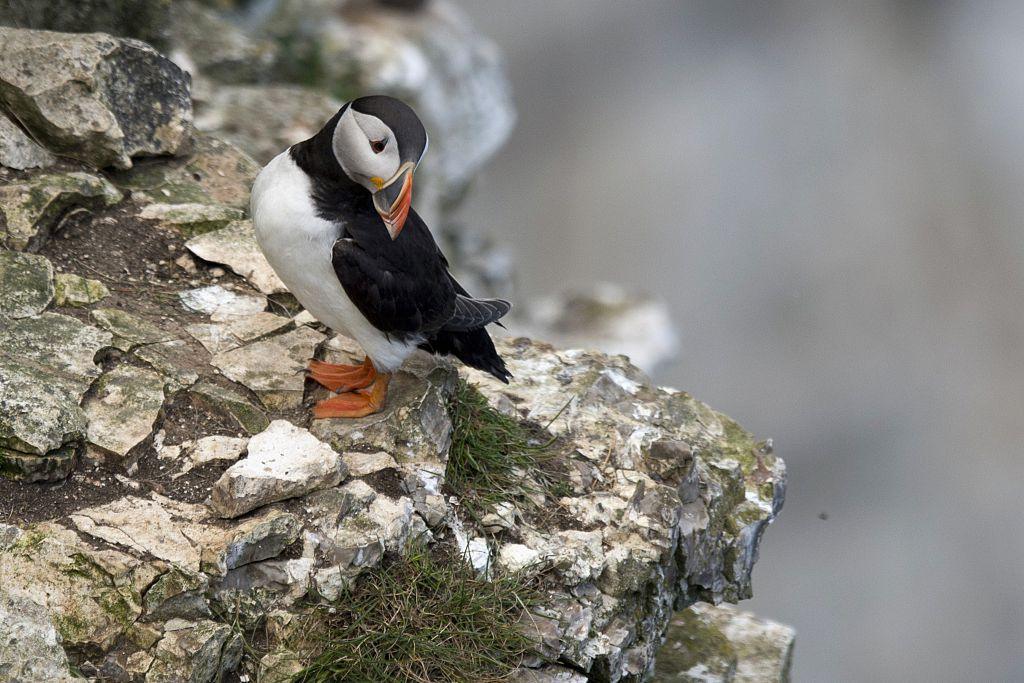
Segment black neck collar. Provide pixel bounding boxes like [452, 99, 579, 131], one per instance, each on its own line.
[289, 106, 372, 221]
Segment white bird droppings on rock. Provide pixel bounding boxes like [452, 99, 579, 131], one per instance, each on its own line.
[178, 284, 267, 321]
[211, 420, 347, 518]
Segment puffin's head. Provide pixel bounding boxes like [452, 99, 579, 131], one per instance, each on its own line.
[332, 95, 428, 240]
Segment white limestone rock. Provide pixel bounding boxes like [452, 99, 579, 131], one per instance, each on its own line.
[70, 494, 209, 571]
[0, 110, 55, 170]
[0, 593, 80, 682]
[342, 450, 398, 477]
[210, 420, 347, 518]
[0, 250, 53, 318]
[82, 364, 166, 459]
[185, 312, 291, 354]
[186, 220, 286, 295]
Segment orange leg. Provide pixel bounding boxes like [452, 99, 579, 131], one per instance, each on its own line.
[307, 357, 376, 392]
[313, 373, 391, 419]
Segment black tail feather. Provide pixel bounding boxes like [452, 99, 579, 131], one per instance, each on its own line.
[420, 327, 511, 383]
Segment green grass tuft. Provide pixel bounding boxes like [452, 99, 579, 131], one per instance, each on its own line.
[446, 379, 571, 524]
[290, 545, 537, 683]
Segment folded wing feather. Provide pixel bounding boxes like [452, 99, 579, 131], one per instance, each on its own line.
[442, 295, 512, 331]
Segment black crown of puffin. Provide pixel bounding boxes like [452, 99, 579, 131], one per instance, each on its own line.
[332, 95, 428, 240]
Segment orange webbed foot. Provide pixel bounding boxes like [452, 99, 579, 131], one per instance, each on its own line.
[307, 357, 376, 392]
[313, 373, 390, 419]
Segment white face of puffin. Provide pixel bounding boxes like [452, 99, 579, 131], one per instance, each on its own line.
[332, 107, 402, 193]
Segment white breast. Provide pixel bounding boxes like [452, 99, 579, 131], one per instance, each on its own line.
[250, 151, 419, 372]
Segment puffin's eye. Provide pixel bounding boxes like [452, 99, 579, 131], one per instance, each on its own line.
[370, 138, 387, 154]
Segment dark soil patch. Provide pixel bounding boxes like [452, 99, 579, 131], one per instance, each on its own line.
[134, 391, 245, 504]
[0, 458, 138, 526]
[359, 467, 406, 500]
[40, 201, 240, 320]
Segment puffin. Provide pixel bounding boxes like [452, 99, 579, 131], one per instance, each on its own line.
[250, 95, 512, 419]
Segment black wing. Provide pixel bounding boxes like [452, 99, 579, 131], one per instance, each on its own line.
[332, 208, 456, 338]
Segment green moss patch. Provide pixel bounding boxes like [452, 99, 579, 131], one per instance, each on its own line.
[446, 379, 571, 524]
[290, 545, 537, 683]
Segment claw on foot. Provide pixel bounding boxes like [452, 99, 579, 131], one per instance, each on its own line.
[307, 357, 375, 392]
[313, 373, 391, 419]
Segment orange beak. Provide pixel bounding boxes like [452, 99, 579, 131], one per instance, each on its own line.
[372, 163, 414, 240]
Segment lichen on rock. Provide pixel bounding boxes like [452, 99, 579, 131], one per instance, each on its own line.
[0, 27, 192, 169]
[0, 312, 111, 479]
[0, 249, 54, 318]
[53, 272, 110, 307]
[655, 602, 795, 682]
[0, 171, 123, 251]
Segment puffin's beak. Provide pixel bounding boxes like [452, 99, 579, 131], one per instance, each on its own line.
[373, 162, 415, 240]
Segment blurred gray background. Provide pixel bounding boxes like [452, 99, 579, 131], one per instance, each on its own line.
[455, 1, 1024, 681]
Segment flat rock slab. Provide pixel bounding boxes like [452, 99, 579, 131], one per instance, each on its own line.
[82, 364, 165, 458]
[210, 326, 325, 409]
[0, 312, 111, 462]
[90, 307, 168, 350]
[0, 110, 55, 170]
[178, 284, 266, 322]
[186, 220, 287, 295]
[167, 435, 248, 478]
[0, 171, 122, 251]
[0, 27, 192, 169]
[185, 312, 291, 354]
[0, 250, 54, 318]
[53, 272, 109, 307]
[211, 420, 346, 518]
[134, 339, 201, 392]
[342, 451, 398, 477]
[70, 494, 209, 571]
[139, 202, 244, 238]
